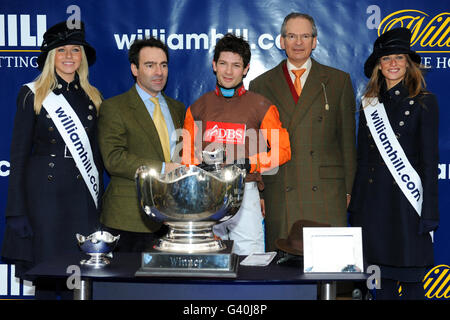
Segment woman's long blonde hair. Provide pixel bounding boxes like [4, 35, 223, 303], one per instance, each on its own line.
[363, 55, 427, 103]
[32, 46, 102, 114]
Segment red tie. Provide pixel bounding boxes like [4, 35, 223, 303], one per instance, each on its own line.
[292, 68, 306, 96]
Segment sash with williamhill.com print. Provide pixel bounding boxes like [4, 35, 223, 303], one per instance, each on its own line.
[26, 82, 99, 208]
[363, 96, 433, 241]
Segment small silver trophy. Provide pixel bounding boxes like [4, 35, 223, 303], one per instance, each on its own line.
[76, 231, 120, 268]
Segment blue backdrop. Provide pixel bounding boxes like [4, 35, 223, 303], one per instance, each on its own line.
[0, 0, 449, 299]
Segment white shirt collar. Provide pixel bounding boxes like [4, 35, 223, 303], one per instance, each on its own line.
[135, 83, 163, 102]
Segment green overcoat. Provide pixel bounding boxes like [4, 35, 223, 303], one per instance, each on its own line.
[98, 86, 185, 232]
[249, 59, 356, 250]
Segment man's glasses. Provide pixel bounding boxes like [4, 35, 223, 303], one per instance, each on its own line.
[284, 33, 314, 42]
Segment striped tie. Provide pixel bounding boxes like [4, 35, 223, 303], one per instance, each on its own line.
[150, 97, 171, 162]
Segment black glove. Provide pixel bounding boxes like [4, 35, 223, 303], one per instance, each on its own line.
[198, 158, 251, 173]
[197, 162, 220, 172]
[418, 219, 439, 235]
[233, 158, 251, 173]
[6, 216, 33, 238]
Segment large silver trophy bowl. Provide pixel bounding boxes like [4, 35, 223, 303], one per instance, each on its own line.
[135, 164, 246, 253]
[135, 161, 246, 278]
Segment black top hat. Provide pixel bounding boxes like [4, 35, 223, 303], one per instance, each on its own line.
[37, 21, 96, 70]
[364, 27, 421, 78]
[275, 219, 331, 256]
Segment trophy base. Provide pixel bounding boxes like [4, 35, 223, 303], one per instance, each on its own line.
[135, 240, 238, 278]
[153, 221, 229, 253]
[80, 253, 111, 269]
[153, 237, 227, 253]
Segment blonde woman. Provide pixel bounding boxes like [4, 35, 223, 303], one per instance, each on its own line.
[1, 21, 103, 298]
[348, 28, 439, 300]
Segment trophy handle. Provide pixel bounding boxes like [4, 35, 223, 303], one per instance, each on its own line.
[76, 233, 86, 244]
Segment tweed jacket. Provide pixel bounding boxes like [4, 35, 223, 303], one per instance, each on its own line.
[249, 58, 356, 250]
[98, 86, 185, 232]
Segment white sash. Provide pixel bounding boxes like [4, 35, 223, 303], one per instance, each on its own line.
[362, 96, 432, 241]
[26, 82, 99, 208]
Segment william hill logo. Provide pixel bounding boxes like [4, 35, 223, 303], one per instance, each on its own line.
[423, 265, 450, 299]
[379, 10, 450, 52]
[0, 14, 46, 48]
[0, 14, 45, 68]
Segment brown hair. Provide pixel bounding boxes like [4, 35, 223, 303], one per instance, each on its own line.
[363, 55, 427, 106]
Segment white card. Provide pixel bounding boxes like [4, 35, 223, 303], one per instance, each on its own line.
[303, 227, 364, 273]
[240, 252, 277, 266]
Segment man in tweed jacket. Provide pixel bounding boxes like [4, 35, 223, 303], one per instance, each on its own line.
[98, 38, 185, 252]
[249, 12, 356, 251]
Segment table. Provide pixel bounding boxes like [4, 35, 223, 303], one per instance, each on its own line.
[26, 252, 367, 300]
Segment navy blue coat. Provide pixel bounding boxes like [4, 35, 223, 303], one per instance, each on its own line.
[1, 74, 103, 278]
[348, 82, 439, 268]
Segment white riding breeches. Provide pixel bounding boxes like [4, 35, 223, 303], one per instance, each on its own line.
[213, 182, 265, 255]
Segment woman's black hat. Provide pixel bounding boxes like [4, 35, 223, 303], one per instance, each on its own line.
[364, 27, 421, 78]
[37, 21, 96, 70]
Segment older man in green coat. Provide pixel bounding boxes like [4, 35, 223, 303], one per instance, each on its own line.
[98, 38, 185, 252]
[249, 13, 356, 251]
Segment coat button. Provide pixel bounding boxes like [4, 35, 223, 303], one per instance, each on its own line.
[87, 115, 93, 120]
[369, 178, 373, 183]
[395, 90, 400, 95]
[399, 121, 405, 126]
[312, 186, 318, 191]
[46, 114, 51, 119]
[74, 84, 79, 90]
[396, 133, 401, 139]
[57, 84, 62, 89]
[409, 100, 414, 105]
[77, 174, 82, 180]
[50, 138, 56, 144]
[50, 153, 56, 158]
[47, 175, 53, 181]
[48, 162, 55, 168]
[370, 144, 375, 149]
[404, 110, 410, 116]
[89, 105, 94, 110]
[370, 167, 375, 172]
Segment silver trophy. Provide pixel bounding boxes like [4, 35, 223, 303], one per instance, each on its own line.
[134, 151, 246, 277]
[76, 231, 120, 268]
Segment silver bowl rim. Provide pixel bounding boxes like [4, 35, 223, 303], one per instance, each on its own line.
[136, 165, 246, 184]
[77, 231, 120, 244]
